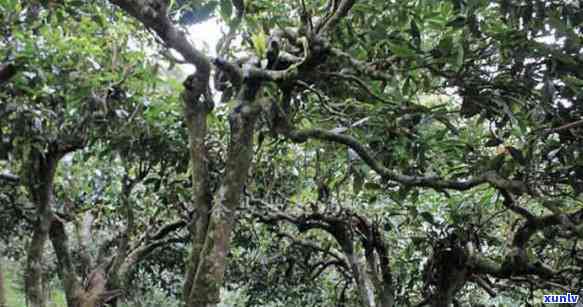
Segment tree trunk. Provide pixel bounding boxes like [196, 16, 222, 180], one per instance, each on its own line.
[50, 218, 83, 307]
[185, 82, 261, 307]
[50, 220, 112, 307]
[182, 73, 213, 303]
[333, 223, 376, 307]
[342, 242, 376, 307]
[350, 252, 376, 307]
[108, 178, 138, 295]
[364, 230, 394, 307]
[25, 229, 48, 307]
[48, 163, 167, 307]
[429, 248, 468, 307]
[24, 151, 58, 307]
[374, 232, 394, 307]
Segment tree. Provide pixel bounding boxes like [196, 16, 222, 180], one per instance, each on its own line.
[1, 0, 582, 306]
[1, 1, 188, 306]
[108, 0, 582, 306]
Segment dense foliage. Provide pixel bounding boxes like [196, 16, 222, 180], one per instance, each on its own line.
[1, 0, 582, 307]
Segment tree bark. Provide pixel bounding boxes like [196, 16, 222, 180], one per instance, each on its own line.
[347, 250, 376, 307]
[49, 218, 84, 307]
[50, 214, 133, 307]
[186, 83, 261, 307]
[50, 206, 178, 307]
[108, 175, 138, 293]
[20, 142, 109, 307]
[335, 227, 376, 307]
[363, 226, 394, 307]
[374, 241, 394, 307]
[182, 73, 213, 303]
[24, 150, 58, 307]
[429, 247, 468, 307]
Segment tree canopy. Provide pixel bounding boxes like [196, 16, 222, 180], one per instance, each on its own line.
[1, 0, 582, 306]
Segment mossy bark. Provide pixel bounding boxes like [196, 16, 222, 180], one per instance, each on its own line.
[182, 73, 213, 303]
[185, 81, 260, 307]
[24, 150, 58, 307]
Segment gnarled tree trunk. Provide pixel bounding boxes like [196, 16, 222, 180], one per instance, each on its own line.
[49, 169, 182, 307]
[183, 77, 261, 307]
[103, 1, 263, 305]
[182, 73, 213, 304]
[336, 229, 376, 307]
[24, 150, 58, 307]
[427, 243, 468, 307]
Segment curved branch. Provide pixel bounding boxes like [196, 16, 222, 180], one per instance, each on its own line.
[318, 0, 357, 33]
[469, 208, 583, 281]
[149, 220, 187, 241]
[282, 127, 528, 194]
[118, 237, 186, 282]
[330, 48, 397, 81]
[500, 191, 535, 222]
[110, 0, 211, 79]
[324, 72, 395, 105]
[0, 172, 19, 184]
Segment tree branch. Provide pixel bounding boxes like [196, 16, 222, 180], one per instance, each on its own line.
[110, 0, 211, 79]
[329, 47, 397, 81]
[0, 172, 19, 184]
[469, 208, 583, 281]
[149, 220, 187, 241]
[500, 191, 535, 222]
[318, 0, 357, 33]
[281, 127, 528, 194]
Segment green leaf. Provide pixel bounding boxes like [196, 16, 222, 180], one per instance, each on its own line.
[219, 0, 233, 21]
[478, 189, 495, 206]
[388, 42, 416, 59]
[364, 182, 382, 191]
[251, 32, 267, 58]
[447, 16, 466, 28]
